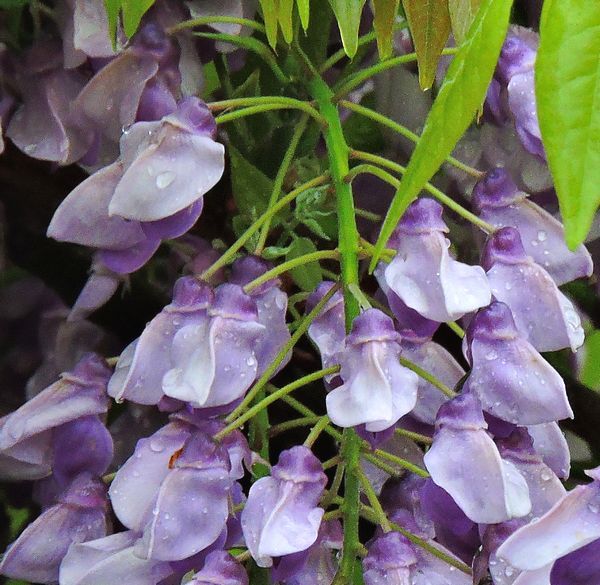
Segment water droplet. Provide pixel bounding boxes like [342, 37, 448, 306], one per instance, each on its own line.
[540, 470, 551, 481]
[504, 566, 514, 577]
[23, 144, 37, 154]
[246, 356, 256, 367]
[156, 170, 176, 189]
[537, 230, 547, 242]
[149, 439, 165, 453]
[485, 350, 498, 361]
[588, 502, 599, 514]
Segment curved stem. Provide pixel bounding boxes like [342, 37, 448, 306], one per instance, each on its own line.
[373, 448, 429, 478]
[209, 97, 324, 125]
[399, 357, 457, 399]
[244, 249, 340, 293]
[303, 415, 333, 447]
[333, 48, 458, 100]
[349, 150, 495, 234]
[255, 114, 310, 253]
[216, 366, 339, 440]
[357, 468, 392, 532]
[168, 15, 266, 34]
[340, 100, 484, 179]
[225, 284, 340, 422]
[268, 415, 323, 437]
[394, 427, 433, 445]
[199, 173, 330, 281]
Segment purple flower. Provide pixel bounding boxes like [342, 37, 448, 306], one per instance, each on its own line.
[109, 419, 238, 561]
[497, 467, 600, 582]
[383, 198, 491, 322]
[108, 277, 213, 405]
[464, 302, 573, 425]
[482, 227, 584, 352]
[0, 354, 111, 480]
[527, 422, 570, 479]
[59, 531, 173, 585]
[189, 550, 248, 585]
[400, 331, 464, 425]
[472, 168, 593, 285]
[0, 473, 108, 583]
[306, 281, 346, 379]
[241, 446, 327, 567]
[162, 283, 264, 408]
[423, 393, 531, 524]
[6, 40, 93, 164]
[495, 31, 544, 159]
[326, 309, 419, 432]
[229, 256, 291, 376]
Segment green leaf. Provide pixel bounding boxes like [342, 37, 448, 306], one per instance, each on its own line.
[296, 0, 310, 31]
[103, 0, 121, 45]
[370, 0, 513, 271]
[286, 237, 323, 291]
[121, 0, 155, 38]
[580, 330, 600, 392]
[0, 0, 29, 7]
[372, 0, 400, 60]
[401, 0, 451, 89]
[229, 146, 274, 217]
[259, 0, 280, 49]
[536, 0, 600, 249]
[277, 0, 295, 43]
[448, 0, 482, 44]
[262, 244, 293, 259]
[328, 0, 367, 58]
[295, 186, 337, 240]
[202, 62, 221, 97]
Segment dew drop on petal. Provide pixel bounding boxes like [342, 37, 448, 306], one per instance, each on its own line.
[156, 171, 177, 189]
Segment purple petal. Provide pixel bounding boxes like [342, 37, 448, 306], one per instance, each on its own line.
[141, 199, 204, 241]
[527, 422, 570, 480]
[550, 538, 600, 585]
[98, 237, 161, 274]
[189, 550, 248, 585]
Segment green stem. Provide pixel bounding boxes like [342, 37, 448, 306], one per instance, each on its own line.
[395, 428, 433, 445]
[373, 448, 429, 478]
[447, 321, 466, 338]
[304, 415, 333, 448]
[340, 100, 484, 179]
[399, 357, 457, 399]
[168, 15, 266, 34]
[225, 284, 340, 422]
[322, 461, 346, 508]
[333, 48, 458, 100]
[268, 415, 323, 437]
[244, 249, 340, 293]
[349, 151, 495, 234]
[306, 50, 362, 584]
[255, 114, 310, 253]
[199, 173, 330, 281]
[216, 104, 312, 124]
[357, 468, 392, 532]
[216, 366, 339, 440]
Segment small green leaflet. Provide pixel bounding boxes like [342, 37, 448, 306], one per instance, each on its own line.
[536, 0, 600, 250]
[286, 237, 323, 291]
[448, 0, 482, 45]
[296, 0, 310, 31]
[401, 0, 451, 89]
[259, 0, 279, 48]
[372, 0, 400, 60]
[328, 0, 367, 59]
[103, 0, 156, 42]
[369, 0, 513, 271]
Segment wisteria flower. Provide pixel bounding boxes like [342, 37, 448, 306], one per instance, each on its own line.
[383, 198, 491, 322]
[326, 309, 419, 432]
[482, 226, 584, 352]
[423, 392, 531, 524]
[464, 302, 573, 425]
[472, 168, 593, 285]
[241, 446, 327, 567]
[189, 550, 248, 585]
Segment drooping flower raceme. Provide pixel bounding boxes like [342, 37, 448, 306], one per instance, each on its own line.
[464, 301, 573, 425]
[326, 309, 419, 432]
[482, 226, 584, 352]
[384, 198, 491, 323]
[241, 446, 327, 568]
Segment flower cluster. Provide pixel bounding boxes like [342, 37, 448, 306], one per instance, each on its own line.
[1, 2, 599, 585]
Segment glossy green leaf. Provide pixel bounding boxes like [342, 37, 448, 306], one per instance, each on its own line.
[369, 0, 513, 271]
[401, 0, 451, 89]
[296, 0, 310, 31]
[286, 237, 323, 291]
[229, 146, 274, 218]
[259, 0, 280, 48]
[103, 0, 120, 45]
[372, 0, 400, 60]
[580, 330, 600, 392]
[448, 0, 481, 44]
[328, 0, 367, 58]
[277, 0, 295, 43]
[536, 0, 600, 249]
[121, 0, 155, 38]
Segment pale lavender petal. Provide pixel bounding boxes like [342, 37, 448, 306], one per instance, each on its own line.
[189, 550, 249, 585]
[363, 532, 416, 585]
[465, 302, 572, 425]
[527, 422, 570, 479]
[424, 394, 531, 524]
[47, 162, 146, 250]
[98, 237, 161, 274]
[59, 531, 173, 585]
[141, 199, 204, 241]
[69, 268, 121, 321]
[109, 423, 190, 532]
[497, 482, 600, 570]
